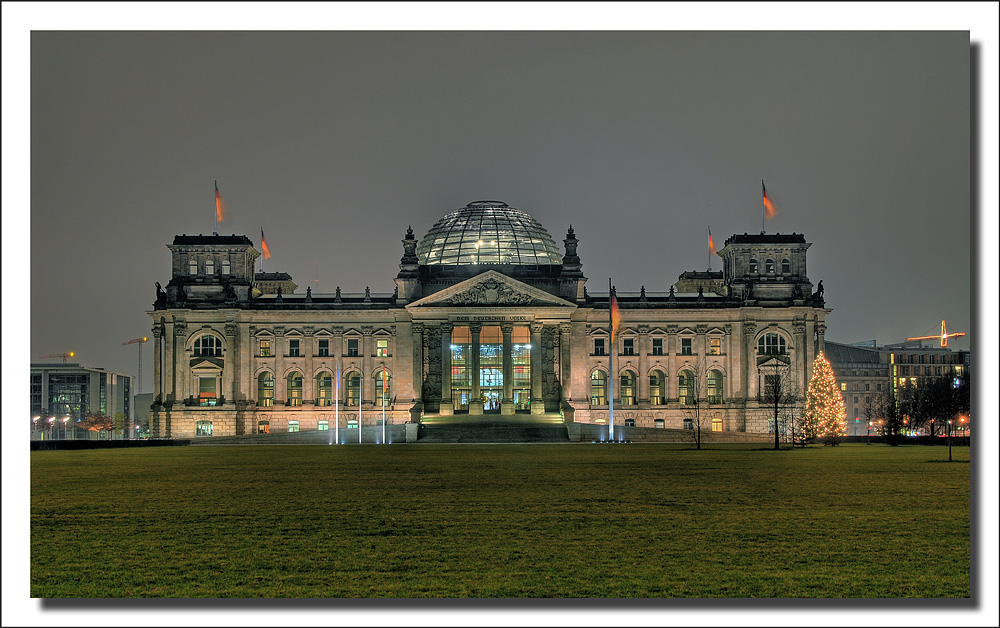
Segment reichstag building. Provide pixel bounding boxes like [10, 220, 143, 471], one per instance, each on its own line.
[148, 200, 829, 438]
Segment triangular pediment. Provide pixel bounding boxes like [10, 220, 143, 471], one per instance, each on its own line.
[407, 271, 576, 308]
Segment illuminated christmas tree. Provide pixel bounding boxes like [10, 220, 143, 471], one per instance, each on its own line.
[803, 352, 847, 439]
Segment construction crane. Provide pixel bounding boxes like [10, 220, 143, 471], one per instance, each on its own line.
[38, 352, 75, 364]
[122, 337, 149, 395]
[906, 320, 966, 348]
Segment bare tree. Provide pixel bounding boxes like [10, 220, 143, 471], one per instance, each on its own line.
[758, 356, 796, 449]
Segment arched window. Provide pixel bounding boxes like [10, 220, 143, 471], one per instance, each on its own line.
[781, 258, 791, 274]
[316, 372, 332, 406]
[620, 371, 636, 405]
[189, 258, 198, 275]
[757, 333, 787, 356]
[257, 372, 274, 407]
[194, 334, 221, 357]
[590, 370, 607, 406]
[708, 370, 724, 404]
[221, 259, 231, 276]
[765, 258, 775, 274]
[375, 369, 391, 406]
[205, 258, 215, 275]
[678, 370, 695, 405]
[287, 372, 303, 407]
[749, 258, 758, 274]
[345, 372, 361, 407]
[649, 370, 665, 405]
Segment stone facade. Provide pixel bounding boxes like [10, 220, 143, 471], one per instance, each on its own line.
[148, 202, 831, 439]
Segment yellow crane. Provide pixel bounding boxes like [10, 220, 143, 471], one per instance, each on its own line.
[122, 337, 149, 395]
[906, 320, 966, 348]
[38, 352, 75, 364]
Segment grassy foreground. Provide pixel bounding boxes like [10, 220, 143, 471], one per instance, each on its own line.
[30, 443, 970, 598]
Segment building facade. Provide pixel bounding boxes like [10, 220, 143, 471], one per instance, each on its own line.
[30, 363, 133, 438]
[147, 201, 831, 438]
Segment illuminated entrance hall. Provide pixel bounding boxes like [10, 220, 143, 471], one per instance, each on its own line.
[449, 325, 531, 414]
[149, 199, 831, 440]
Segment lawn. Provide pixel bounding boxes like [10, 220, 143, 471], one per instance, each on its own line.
[30, 443, 970, 598]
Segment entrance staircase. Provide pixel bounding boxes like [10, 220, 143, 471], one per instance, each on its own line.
[417, 415, 570, 443]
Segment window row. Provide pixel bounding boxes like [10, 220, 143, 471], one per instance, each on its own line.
[748, 257, 792, 275]
[188, 258, 232, 276]
[593, 337, 722, 356]
[590, 369, 724, 406]
[258, 337, 390, 357]
[256, 371, 392, 407]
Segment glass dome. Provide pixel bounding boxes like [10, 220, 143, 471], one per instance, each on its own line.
[416, 201, 563, 266]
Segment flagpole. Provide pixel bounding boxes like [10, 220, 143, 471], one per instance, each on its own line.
[335, 359, 340, 445]
[358, 372, 363, 444]
[381, 363, 386, 445]
[761, 179, 766, 234]
[708, 227, 712, 271]
[608, 278, 614, 443]
[214, 180, 218, 235]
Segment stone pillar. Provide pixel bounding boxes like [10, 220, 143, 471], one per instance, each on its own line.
[637, 325, 650, 405]
[743, 323, 757, 400]
[666, 325, 677, 400]
[697, 324, 708, 403]
[152, 325, 163, 404]
[303, 328, 314, 404]
[439, 323, 454, 415]
[559, 323, 573, 411]
[361, 326, 374, 405]
[469, 324, 483, 415]
[530, 322, 544, 415]
[273, 327, 285, 407]
[501, 324, 515, 415]
[410, 322, 423, 406]
[224, 322, 237, 404]
[173, 322, 187, 404]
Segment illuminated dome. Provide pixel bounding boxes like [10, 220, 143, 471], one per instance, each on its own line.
[416, 201, 563, 266]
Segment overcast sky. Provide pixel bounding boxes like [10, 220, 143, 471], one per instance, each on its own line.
[22, 28, 979, 384]
[4, 3, 999, 627]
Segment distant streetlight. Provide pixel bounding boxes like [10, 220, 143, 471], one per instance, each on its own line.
[867, 421, 871, 445]
[62, 417, 69, 440]
[48, 417, 56, 440]
[947, 419, 953, 462]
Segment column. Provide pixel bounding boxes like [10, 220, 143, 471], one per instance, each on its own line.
[410, 322, 423, 406]
[697, 324, 708, 403]
[361, 326, 374, 405]
[152, 326, 163, 404]
[530, 322, 544, 415]
[559, 323, 573, 411]
[273, 328, 285, 407]
[174, 324, 189, 404]
[439, 323, 454, 415]
[303, 329, 314, 404]
[469, 324, 483, 415]
[637, 325, 650, 405]
[223, 323, 237, 404]
[666, 326, 677, 401]
[501, 324, 514, 415]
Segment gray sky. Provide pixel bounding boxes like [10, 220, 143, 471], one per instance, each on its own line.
[24, 29, 978, 385]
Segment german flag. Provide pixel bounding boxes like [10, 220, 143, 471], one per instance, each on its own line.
[762, 180, 777, 219]
[610, 288, 621, 342]
[260, 228, 271, 260]
[215, 181, 226, 222]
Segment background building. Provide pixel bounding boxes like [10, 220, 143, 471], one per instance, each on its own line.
[30, 363, 133, 439]
[148, 200, 831, 439]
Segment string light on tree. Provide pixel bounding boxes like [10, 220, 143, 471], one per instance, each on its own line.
[803, 352, 847, 439]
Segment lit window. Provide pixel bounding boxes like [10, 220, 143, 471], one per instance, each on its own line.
[318, 339, 330, 357]
[590, 370, 607, 405]
[318, 420, 329, 431]
[652, 338, 663, 356]
[195, 420, 213, 436]
[259, 339, 271, 357]
[678, 370, 694, 405]
[681, 338, 693, 355]
[594, 338, 605, 356]
[757, 333, 786, 356]
[288, 339, 300, 357]
[376, 339, 389, 357]
[649, 370, 664, 405]
[654, 419, 665, 429]
[257, 372, 274, 407]
[198, 377, 217, 406]
[375, 370, 391, 406]
[287, 372, 303, 406]
[346, 373, 360, 406]
[189, 259, 198, 275]
[316, 372, 332, 406]
[205, 258, 215, 275]
[620, 371, 636, 405]
[623, 338, 635, 356]
[840, 383, 847, 391]
[709, 338, 721, 355]
[288, 420, 299, 433]
[712, 417, 723, 432]
[221, 259, 231, 276]
[707, 370, 723, 404]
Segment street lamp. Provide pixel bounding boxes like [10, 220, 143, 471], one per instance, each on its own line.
[62, 417, 69, 440]
[48, 417, 56, 440]
[32, 416, 40, 439]
[947, 419, 953, 462]
[867, 421, 871, 445]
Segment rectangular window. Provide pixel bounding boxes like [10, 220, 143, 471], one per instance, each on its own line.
[712, 417, 723, 432]
[877, 383, 882, 391]
[709, 338, 721, 355]
[195, 420, 213, 436]
[624, 418, 636, 427]
[318, 420, 329, 431]
[347, 339, 359, 357]
[652, 338, 663, 355]
[622, 338, 634, 356]
[654, 419, 665, 429]
[865, 383, 870, 391]
[376, 339, 389, 357]
[199, 377, 217, 406]
[902, 366, 909, 376]
[318, 339, 330, 357]
[936, 366, 941, 376]
[259, 339, 271, 357]
[854, 397, 859, 403]
[681, 338, 692, 355]
[288, 339, 300, 357]
[840, 383, 847, 391]
[288, 420, 299, 433]
[594, 338, 605, 356]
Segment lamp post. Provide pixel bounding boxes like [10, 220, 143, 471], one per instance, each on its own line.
[32, 416, 39, 439]
[947, 419, 952, 462]
[48, 417, 55, 440]
[867, 421, 871, 445]
[62, 417, 69, 440]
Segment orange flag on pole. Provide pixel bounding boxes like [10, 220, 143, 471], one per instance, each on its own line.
[762, 180, 777, 219]
[215, 181, 227, 222]
[610, 286, 621, 342]
[260, 228, 271, 260]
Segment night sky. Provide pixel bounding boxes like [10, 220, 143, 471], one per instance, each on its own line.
[5, 3, 998, 625]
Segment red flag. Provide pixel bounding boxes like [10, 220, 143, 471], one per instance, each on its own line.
[260, 228, 271, 260]
[610, 289, 621, 342]
[708, 227, 714, 253]
[215, 181, 226, 222]
[762, 180, 777, 219]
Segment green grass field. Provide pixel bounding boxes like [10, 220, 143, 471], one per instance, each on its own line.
[30, 443, 970, 598]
